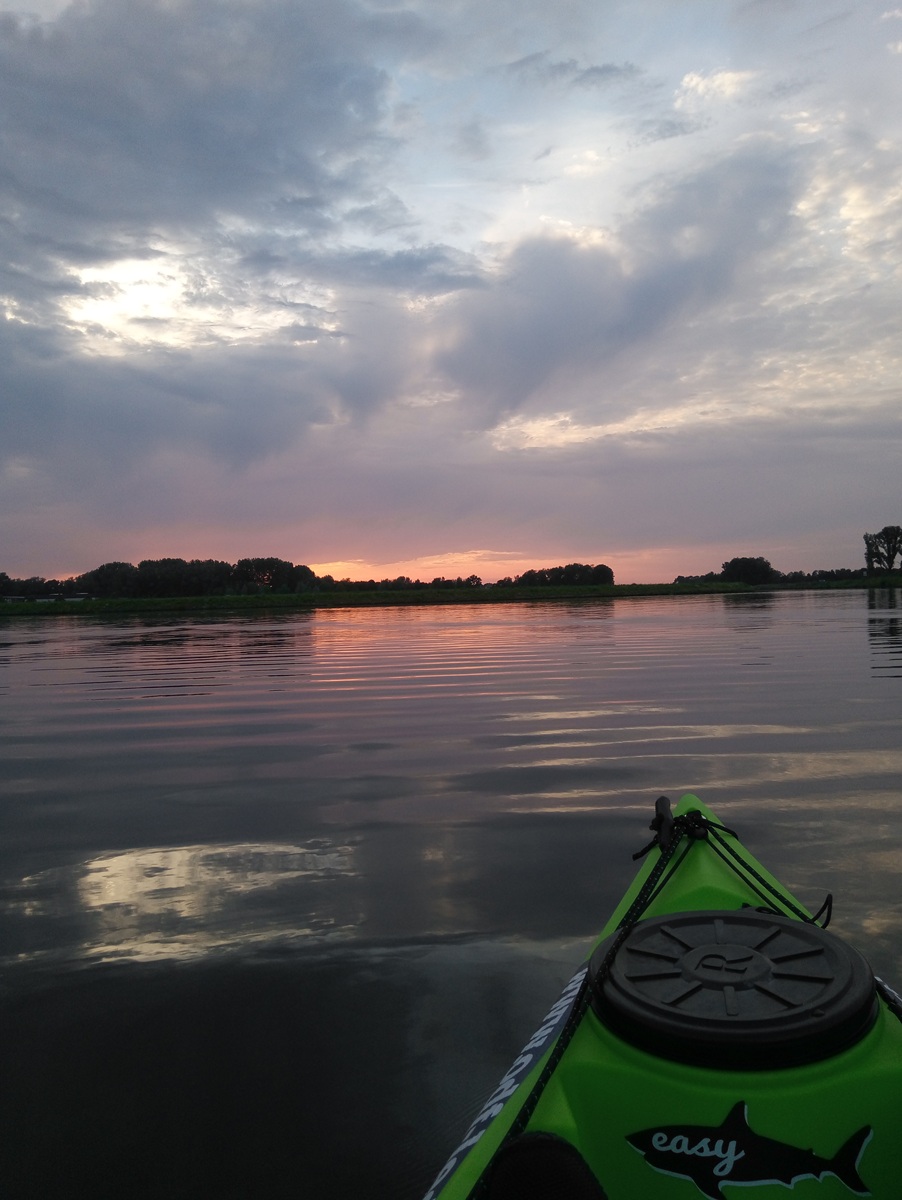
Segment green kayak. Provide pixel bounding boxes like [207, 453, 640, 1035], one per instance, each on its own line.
[422, 794, 902, 1199]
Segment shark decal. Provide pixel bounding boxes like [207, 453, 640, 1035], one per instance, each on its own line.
[627, 1101, 871, 1198]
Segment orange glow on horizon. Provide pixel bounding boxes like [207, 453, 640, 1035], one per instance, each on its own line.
[22, 536, 798, 590]
[307, 546, 720, 587]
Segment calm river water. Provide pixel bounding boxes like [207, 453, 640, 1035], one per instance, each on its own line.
[2, 590, 902, 1197]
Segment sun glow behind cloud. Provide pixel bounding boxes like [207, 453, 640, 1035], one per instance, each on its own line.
[66, 254, 342, 352]
[68, 258, 192, 347]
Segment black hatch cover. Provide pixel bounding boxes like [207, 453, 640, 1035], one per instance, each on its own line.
[590, 909, 877, 1069]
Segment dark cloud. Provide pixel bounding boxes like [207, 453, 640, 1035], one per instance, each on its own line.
[505, 50, 639, 89]
[574, 62, 641, 88]
[280, 245, 486, 293]
[630, 114, 702, 145]
[0, 324, 334, 486]
[280, 323, 345, 344]
[437, 145, 799, 420]
[452, 118, 492, 160]
[0, 0, 430, 284]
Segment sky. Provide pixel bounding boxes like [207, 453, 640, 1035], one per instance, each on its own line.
[2, 0, 901, 585]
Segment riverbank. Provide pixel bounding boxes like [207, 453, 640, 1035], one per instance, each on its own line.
[2, 576, 899, 617]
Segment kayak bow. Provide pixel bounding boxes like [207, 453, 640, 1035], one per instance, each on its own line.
[423, 794, 902, 1200]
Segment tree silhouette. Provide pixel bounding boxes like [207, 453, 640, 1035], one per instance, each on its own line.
[78, 562, 140, 597]
[721, 557, 781, 585]
[864, 527, 902, 574]
[232, 558, 315, 592]
[499, 563, 614, 587]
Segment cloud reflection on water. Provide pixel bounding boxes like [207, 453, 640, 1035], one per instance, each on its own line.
[10, 838, 360, 964]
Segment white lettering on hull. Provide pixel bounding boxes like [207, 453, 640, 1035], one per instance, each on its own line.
[650, 1131, 746, 1178]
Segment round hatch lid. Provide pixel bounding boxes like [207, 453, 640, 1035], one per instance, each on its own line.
[590, 909, 877, 1069]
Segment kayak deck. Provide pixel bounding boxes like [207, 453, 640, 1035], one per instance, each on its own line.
[423, 794, 902, 1200]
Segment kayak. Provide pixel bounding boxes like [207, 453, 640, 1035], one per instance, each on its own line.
[422, 794, 902, 1199]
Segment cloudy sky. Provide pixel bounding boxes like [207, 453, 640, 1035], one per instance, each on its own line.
[2, 0, 900, 584]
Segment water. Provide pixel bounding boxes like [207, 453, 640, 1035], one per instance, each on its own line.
[1, 590, 901, 1197]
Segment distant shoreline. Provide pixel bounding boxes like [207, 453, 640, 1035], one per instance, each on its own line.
[2, 577, 899, 617]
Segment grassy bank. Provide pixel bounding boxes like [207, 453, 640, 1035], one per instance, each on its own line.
[4, 576, 899, 618]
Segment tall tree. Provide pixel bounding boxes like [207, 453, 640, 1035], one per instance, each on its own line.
[864, 526, 902, 573]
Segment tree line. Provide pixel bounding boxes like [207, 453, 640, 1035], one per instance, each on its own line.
[0, 558, 316, 599]
[3, 529, 899, 600]
[0, 558, 615, 600]
[674, 526, 902, 586]
[674, 558, 869, 586]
